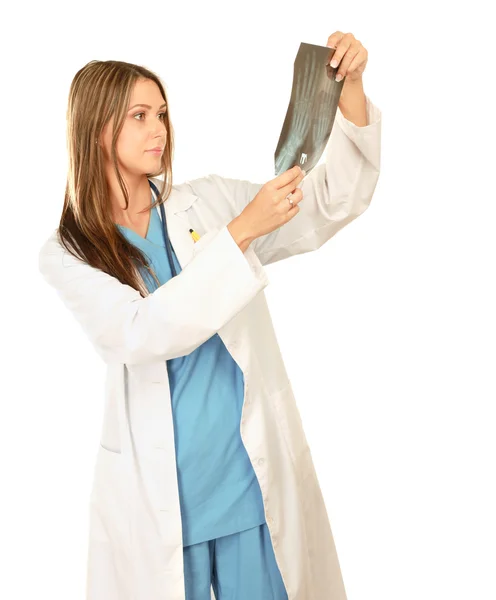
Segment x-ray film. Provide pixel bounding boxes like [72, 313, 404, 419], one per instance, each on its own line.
[274, 42, 345, 177]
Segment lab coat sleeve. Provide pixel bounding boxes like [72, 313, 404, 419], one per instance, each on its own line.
[38, 224, 269, 365]
[184, 94, 381, 266]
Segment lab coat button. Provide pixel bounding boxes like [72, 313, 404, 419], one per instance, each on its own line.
[258, 458, 265, 465]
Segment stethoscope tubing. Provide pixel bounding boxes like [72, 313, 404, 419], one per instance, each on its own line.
[148, 179, 178, 278]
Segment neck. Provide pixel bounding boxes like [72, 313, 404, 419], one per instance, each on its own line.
[106, 169, 151, 223]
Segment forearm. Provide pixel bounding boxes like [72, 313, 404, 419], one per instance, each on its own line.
[338, 77, 368, 127]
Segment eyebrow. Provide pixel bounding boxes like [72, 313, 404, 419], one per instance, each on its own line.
[128, 103, 167, 111]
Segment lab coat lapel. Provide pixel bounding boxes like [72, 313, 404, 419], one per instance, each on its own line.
[157, 187, 198, 270]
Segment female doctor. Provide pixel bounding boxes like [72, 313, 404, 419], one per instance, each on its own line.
[38, 32, 381, 600]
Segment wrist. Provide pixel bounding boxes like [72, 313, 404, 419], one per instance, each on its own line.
[227, 215, 256, 253]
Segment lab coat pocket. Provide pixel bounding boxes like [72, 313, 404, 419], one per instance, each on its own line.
[271, 384, 313, 479]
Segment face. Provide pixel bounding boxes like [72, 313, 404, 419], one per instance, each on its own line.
[100, 78, 167, 177]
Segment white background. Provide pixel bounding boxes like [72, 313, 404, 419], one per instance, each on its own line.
[2, 1, 495, 599]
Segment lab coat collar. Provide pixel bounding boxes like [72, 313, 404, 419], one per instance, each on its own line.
[49, 177, 199, 272]
[151, 178, 199, 269]
[149, 176, 198, 216]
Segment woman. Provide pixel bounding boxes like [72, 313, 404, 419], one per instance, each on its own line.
[38, 35, 381, 600]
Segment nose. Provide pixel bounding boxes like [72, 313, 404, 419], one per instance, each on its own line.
[154, 127, 166, 143]
[151, 119, 166, 138]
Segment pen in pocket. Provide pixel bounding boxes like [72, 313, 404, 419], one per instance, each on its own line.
[189, 228, 200, 243]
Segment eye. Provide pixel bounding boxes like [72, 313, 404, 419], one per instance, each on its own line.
[134, 111, 167, 121]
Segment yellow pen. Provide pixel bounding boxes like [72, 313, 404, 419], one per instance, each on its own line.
[189, 228, 201, 243]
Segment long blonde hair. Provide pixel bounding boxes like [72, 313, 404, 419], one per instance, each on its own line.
[58, 60, 175, 297]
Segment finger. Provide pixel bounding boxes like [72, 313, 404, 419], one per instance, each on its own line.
[326, 35, 343, 48]
[280, 188, 304, 215]
[335, 44, 361, 81]
[345, 49, 366, 77]
[285, 203, 300, 221]
[273, 165, 303, 190]
[286, 187, 304, 206]
[328, 33, 353, 69]
[279, 171, 305, 197]
[326, 31, 345, 62]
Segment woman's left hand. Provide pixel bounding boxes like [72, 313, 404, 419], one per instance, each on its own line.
[326, 32, 368, 84]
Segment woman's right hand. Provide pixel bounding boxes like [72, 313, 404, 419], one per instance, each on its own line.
[239, 165, 305, 240]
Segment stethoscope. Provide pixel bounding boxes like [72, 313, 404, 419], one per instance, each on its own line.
[148, 179, 178, 278]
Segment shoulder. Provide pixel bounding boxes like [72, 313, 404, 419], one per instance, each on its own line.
[38, 228, 64, 261]
[38, 228, 90, 286]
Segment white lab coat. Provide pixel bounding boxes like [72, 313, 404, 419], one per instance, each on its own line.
[38, 95, 381, 600]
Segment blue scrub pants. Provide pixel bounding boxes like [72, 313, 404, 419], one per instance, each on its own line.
[183, 522, 288, 600]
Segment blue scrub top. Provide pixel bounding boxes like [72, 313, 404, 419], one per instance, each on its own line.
[116, 181, 266, 547]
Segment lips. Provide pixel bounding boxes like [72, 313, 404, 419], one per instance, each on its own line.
[147, 146, 164, 152]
